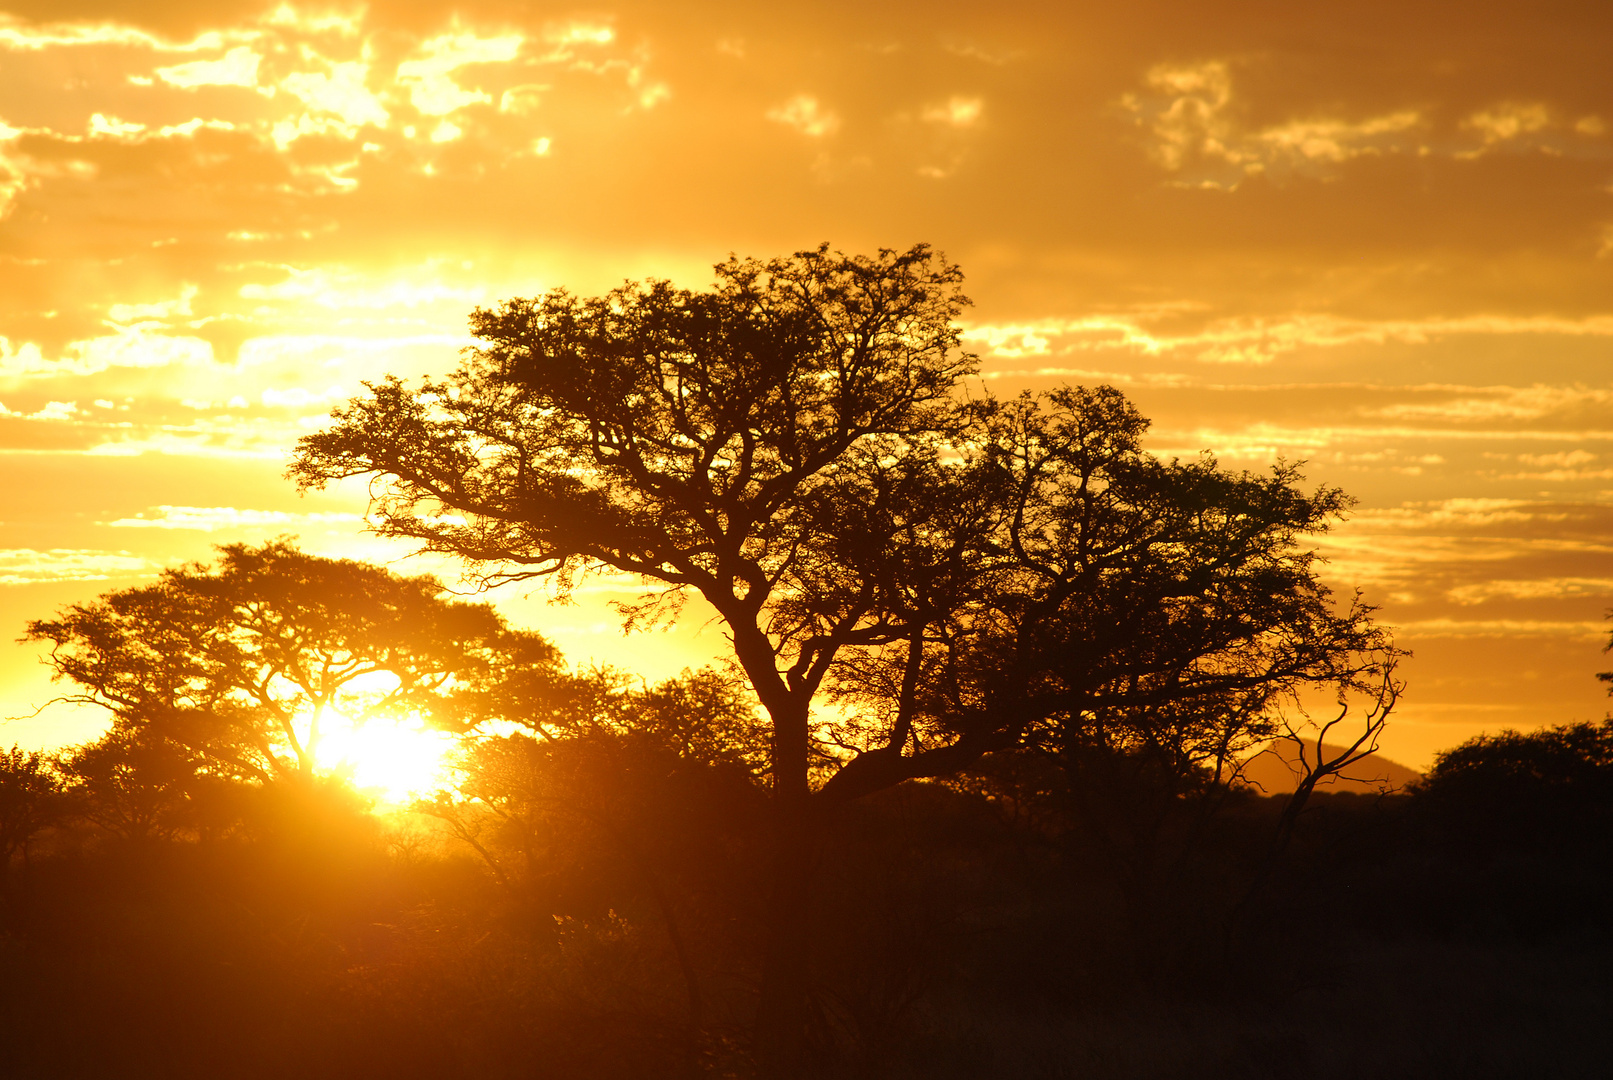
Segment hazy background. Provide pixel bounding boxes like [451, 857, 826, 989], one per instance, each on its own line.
[1, 0, 1610, 767]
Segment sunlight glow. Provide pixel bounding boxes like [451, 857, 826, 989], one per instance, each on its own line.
[315, 713, 457, 804]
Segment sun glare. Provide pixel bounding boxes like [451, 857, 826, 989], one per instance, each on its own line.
[314, 714, 458, 804]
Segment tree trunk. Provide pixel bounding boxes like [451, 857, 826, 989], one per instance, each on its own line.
[749, 671, 820, 1077]
[753, 796, 815, 1079]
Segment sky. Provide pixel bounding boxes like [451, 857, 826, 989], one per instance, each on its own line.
[0, 0, 1610, 769]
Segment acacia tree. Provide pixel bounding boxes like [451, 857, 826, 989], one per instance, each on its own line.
[25, 540, 572, 794]
[289, 244, 1395, 1072]
[54, 730, 215, 841]
[292, 246, 979, 1064]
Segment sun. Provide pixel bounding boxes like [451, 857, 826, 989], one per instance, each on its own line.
[314, 713, 458, 805]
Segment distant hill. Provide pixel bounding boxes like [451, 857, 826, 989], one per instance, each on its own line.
[1238, 742, 1423, 795]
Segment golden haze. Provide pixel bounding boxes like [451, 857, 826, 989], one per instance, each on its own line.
[2, 0, 1612, 770]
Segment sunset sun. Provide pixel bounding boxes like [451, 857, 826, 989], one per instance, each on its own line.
[314, 713, 458, 805]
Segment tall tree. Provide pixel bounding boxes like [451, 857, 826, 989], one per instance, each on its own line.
[289, 245, 1394, 1073]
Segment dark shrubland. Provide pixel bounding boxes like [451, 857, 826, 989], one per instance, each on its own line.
[4, 716, 1612, 1078]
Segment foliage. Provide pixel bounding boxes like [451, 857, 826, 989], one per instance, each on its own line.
[3, 758, 1611, 1080]
[417, 664, 770, 1021]
[0, 745, 70, 869]
[824, 386, 1398, 798]
[291, 244, 979, 815]
[25, 540, 573, 793]
[54, 730, 217, 841]
[1414, 719, 1613, 844]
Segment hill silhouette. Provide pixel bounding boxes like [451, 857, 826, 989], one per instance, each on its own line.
[1240, 741, 1423, 794]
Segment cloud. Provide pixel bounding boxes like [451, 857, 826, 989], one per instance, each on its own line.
[0, 338, 50, 378]
[1447, 577, 1613, 605]
[1389, 617, 1608, 641]
[25, 400, 77, 421]
[922, 96, 983, 128]
[0, 5, 650, 211]
[1515, 450, 1598, 468]
[279, 60, 390, 129]
[156, 46, 263, 89]
[0, 548, 151, 585]
[65, 330, 215, 376]
[1343, 498, 1592, 531]
[258, 385, 348, 409]
[543, 20, 614, 51]
[106, 286, 197, 326]
[233, 331, 473, 368]
[87, 113, 146, 140]
[1463, 102, 1551, 146]
[261, 4, 365, 38]
[85, 116, 237, 144]
[941, 40, 1021, 66]
[966, 311, 1613, 366]
[1308, 500, 1613, 598]
[1371, 384, 1613, 424]
[0, 329, 213, 380]
[768, 95, 839, 138]
[1123, 62, 1609, 188]
[0, 14, 242, 53]
[1122, 61, 1427, 187]
[105, 505, 363, 531]
[236, 265, 488, 310]
[396, 30, 524, 116]
[499, 83, 547, 115]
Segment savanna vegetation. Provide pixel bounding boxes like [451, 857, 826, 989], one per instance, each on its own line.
[2, 247, 1609, 1079]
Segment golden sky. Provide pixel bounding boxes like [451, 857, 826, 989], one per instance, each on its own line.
[2, 0, 1611, 767]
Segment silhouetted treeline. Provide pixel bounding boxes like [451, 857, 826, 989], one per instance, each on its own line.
[3, 719, 1611, 1079]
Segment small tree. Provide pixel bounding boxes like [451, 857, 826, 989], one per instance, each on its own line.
[25, 540, 573, 792]
[422, 664, 767, 894]
[55, 730, 215, 842]
[1415, 719, 1613, 843]
[0, 745, 71, 907]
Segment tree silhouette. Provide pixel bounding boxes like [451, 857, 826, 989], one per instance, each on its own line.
[289, 244, 1395, 1073]
[823, 387, 1396, 790]
[25, 540, 572, 798]
[0, 745, 69, 908]
[54, 729, 215, 841]
[1417, 719, 1613, 842]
